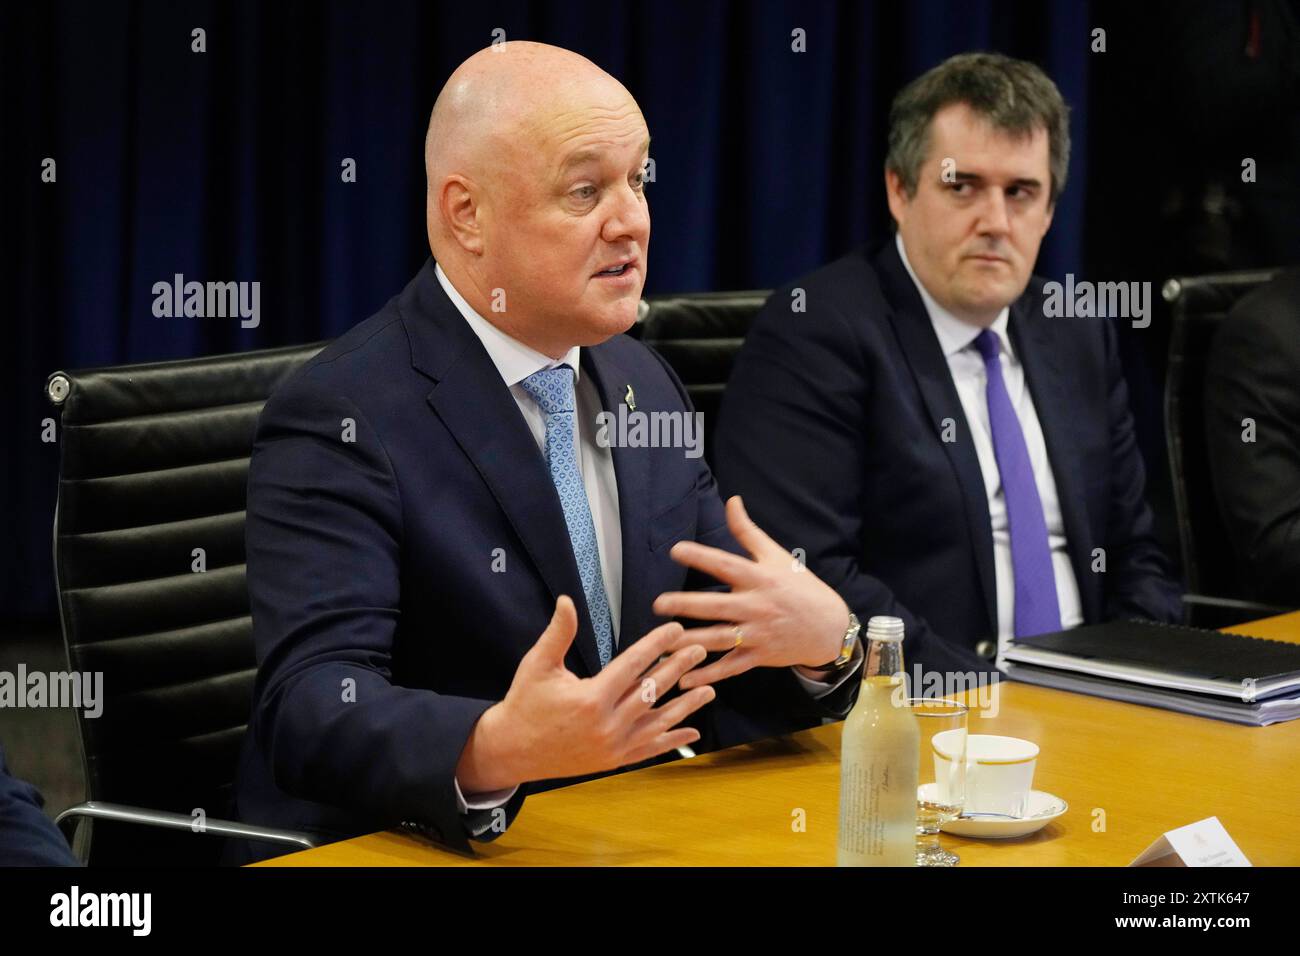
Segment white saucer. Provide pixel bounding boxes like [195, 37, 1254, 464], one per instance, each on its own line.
[919, 784, 1068, 839]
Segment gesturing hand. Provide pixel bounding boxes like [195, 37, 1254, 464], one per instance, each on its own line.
[456, 596, 717, 793]
[651, 496, 851, 689]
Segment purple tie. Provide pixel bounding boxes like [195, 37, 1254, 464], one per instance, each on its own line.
[973, 329, 1061, 637]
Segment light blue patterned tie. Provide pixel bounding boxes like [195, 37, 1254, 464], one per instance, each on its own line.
[520, 365, 615, 668]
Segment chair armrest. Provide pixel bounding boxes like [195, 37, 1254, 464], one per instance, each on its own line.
[1181, 593, 1294, 615]
[54, 801, 320, 860]
[1181, 593, 1297, 629]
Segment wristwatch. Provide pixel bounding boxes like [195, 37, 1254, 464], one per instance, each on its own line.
[813, 611, 861, 672]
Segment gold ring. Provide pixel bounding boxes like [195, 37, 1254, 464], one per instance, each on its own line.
[731, 624, 744, 647]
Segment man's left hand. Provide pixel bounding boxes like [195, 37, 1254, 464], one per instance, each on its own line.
[652, 496, 851, 688]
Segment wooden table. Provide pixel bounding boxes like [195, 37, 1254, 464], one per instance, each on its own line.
[257, 612, 1300, 866]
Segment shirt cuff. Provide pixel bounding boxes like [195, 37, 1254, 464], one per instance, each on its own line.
[791, 636, 865, 698]
[453, 775, 519, 814]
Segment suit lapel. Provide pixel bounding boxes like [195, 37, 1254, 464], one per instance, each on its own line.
[581, 343, 653, 657]
[403, 260, 604, 677]
[876, 244, 998, 634]
[1008, 301, 1100, 622]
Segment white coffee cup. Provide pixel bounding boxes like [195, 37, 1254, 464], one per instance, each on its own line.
[932, 732, 1038, 817]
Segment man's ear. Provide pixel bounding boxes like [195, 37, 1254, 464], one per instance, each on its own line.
[884, 168, 909, 229]
[1041, 198, 1055, 237]
[439, 174, 484, 255]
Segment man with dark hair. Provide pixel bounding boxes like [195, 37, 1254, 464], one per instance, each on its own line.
[1204, 268, 1300, 608]
[715, 52, 1182, 676]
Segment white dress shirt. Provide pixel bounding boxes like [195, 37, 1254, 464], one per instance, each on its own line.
[436, 264, 624, 641]
[895, 236, 1084, 665]
[434, 264, 860, 817]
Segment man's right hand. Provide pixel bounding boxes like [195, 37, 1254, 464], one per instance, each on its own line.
[454, 595, 716, 794]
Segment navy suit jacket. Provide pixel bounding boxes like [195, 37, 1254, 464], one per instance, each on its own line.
[231, 259, 857, 863]
[0, 744, 80, 867]
[713, 241, 1183, 676]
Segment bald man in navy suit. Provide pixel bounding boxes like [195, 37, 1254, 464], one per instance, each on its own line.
[231, 43, 868, 863]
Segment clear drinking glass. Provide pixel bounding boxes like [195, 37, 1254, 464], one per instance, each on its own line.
[908, 698, 968, 867]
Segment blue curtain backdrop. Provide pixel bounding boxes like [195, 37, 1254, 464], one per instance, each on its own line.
[5, 0, 1097, 622]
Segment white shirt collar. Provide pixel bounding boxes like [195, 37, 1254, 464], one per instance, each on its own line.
[434, 261, 581, 387]
[894, 233, 1013, 361]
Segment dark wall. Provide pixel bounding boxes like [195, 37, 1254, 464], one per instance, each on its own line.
[5, 0, 1297, 623]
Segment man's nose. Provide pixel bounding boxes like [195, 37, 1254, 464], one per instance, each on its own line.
[976, 188, 1011, 236]
[601, 182, 650, 243]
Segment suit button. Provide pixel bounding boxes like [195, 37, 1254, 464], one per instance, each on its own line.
[975, 640, 997, 661]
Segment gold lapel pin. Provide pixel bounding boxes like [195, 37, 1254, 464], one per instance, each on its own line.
[624, 384, 636, 411]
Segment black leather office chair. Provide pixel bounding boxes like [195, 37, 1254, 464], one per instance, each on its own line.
[46, 342, 327, 865]
[1162, 269, 1293, 628]
[43, 289, 768, 865]
[631, 289, 768, 464]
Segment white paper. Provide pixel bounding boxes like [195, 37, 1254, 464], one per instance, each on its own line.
[1129, 816, 1252, 867]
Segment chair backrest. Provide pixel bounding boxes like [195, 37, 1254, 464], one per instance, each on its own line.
[631, 290, 768, 463]
[47, 342, 326, 863]
[43, 289, 766, 863]
[1162, 269, 1279, 611]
